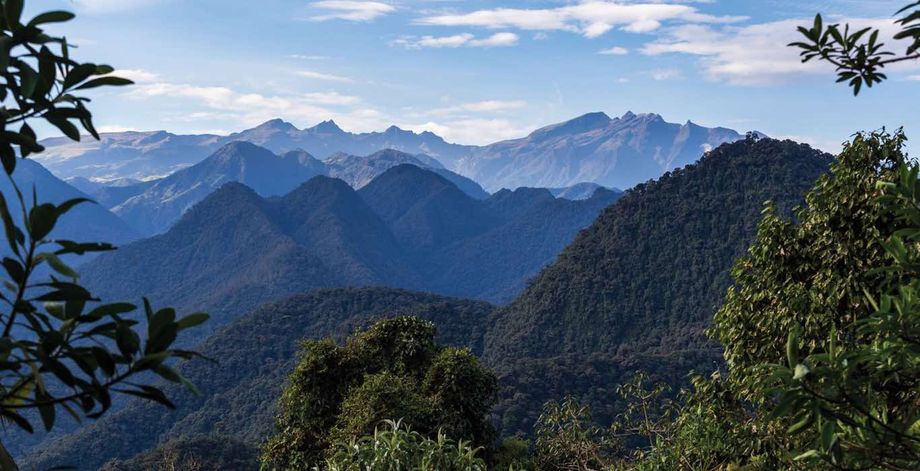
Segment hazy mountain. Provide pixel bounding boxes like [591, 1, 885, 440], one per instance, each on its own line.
[36, 120, 473, 182]
[484, 138, 832, 435]
[455, 111, 746, 191]
[325, 149, 488, 199]
[36, 131, 222, 181]
[228, 119, 474, 165]
[112, 142, 324, 235]
[35, 113, 747, 194]
[0, 159, 139, 247]
[549, 182, 611, 200]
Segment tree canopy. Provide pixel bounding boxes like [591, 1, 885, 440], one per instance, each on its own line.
[260, 316, 497, 469]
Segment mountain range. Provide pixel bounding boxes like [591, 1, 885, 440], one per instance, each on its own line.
[107, 144, 485, 236]
[35, 112, 751, 193]
[76, 164, 620, 345]
[15, 137, 830, 470]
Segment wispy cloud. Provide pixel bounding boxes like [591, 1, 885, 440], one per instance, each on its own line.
[295, 70, 355, 82]
[122, 72, 387, 132]
[406, 119, 529, 144]
[598, 46, 628, 55]
[423, 100, 528, 116]
[309, 1, 395, 22]
[416, 1, 746, 38]
[640, 17, 916, 85]
[288, 54, 330, 60]
[393, 32, 519, 49]
[650, 69, 681, 81]
[73, 0, 159, 13]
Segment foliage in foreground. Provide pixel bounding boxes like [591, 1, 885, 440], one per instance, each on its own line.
[261, 316, 497, 469]
[0, 1, 208, 468]
[321, 419, 486, 471]
[791, 2, 920, 94]
[520, 132, 920, 470]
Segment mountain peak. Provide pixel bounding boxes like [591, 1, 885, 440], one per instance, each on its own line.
[620, 111, 636, 120]
[531, 112, 612, 139]
[210, 141, 274, 162]
[311, 119, 344, 134]
[249, 118, 298, 134]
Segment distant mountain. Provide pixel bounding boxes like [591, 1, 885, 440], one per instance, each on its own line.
[75, 165, 617, 347]
[324, 148, 487, 199]
[112, 143, 486, 236]
[456, 111, 745, 191]
[20, 288, 493, 470]
[35, 120, 473, 182]
[0, 159, 139, 248]
[113, 141, 324, 235]
[227, 119, 474, 165]
[549, 182, 611, 200]
[484, 138, 832, 435]
[36, 131, 222, 181]
[35, 113, 748, 194]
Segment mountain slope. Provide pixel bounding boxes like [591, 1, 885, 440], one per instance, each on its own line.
[481, 138, 832, 435]
[457, 111, 744, 191]
[0, 159, 139, 246]
[113, 141, 323, 235]
[113, 143, 485, 236]
[22, 288, 494, 470]
[77, 165, 614, 346]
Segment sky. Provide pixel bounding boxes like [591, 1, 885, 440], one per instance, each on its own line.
[30, 0, 920, 152]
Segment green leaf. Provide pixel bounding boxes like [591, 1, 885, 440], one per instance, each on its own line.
[36, 252, 78, 279]
[177, 312, 209, 330]
[74, 76, 133, 90]
[28, 203, 59, 241]
[27, 10, 75, 27]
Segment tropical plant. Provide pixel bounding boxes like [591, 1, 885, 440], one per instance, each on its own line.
[321, 419, 487, 471]
[0, 1, 208, 467]
[790, 2, 920, 94]
[769, 153, 920, 469]
[261, 316, 497, 469]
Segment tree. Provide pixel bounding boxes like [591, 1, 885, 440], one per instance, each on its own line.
[790, 2, 920, 94]
[0, 1, 208, 467]
[769, 143, 920, 469]
[322, 420, 487, 471]
[260, 316, 497, 469]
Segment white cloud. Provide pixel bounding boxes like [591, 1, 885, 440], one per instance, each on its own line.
[309, 1, 395, 22]
[288, 54, 329, 60]
[125, 80, 386, 132]
[640, 18, 916, 85]
[598, 46, 628, 55]
[416, 1, 745, 38]
[420, 100, 528, 117]
[406, 118, 528, 144]
[907, 75, 920, 81]
[393, 32, 519, 49]
[295, 70, 355, 82]
[651, 68, 681, 80]
[73, 0, 158, 13]
[469, 32, 520, 47]
[112, 69, 161, 83]
[96, 125, 140, 133]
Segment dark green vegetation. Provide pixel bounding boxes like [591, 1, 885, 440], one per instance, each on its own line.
[0, 2, 210, 469]
[486, 137, 832, 436]
[261, 317, 496, 468]
[20, 288, 493, 470]
[15, 137, 838, 469]
[76, 163, 619, 345]
[791, 2, 920, 94]
[510, 132, 920, 470]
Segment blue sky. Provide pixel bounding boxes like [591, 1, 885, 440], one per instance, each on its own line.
[31, 0, 920, 151]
